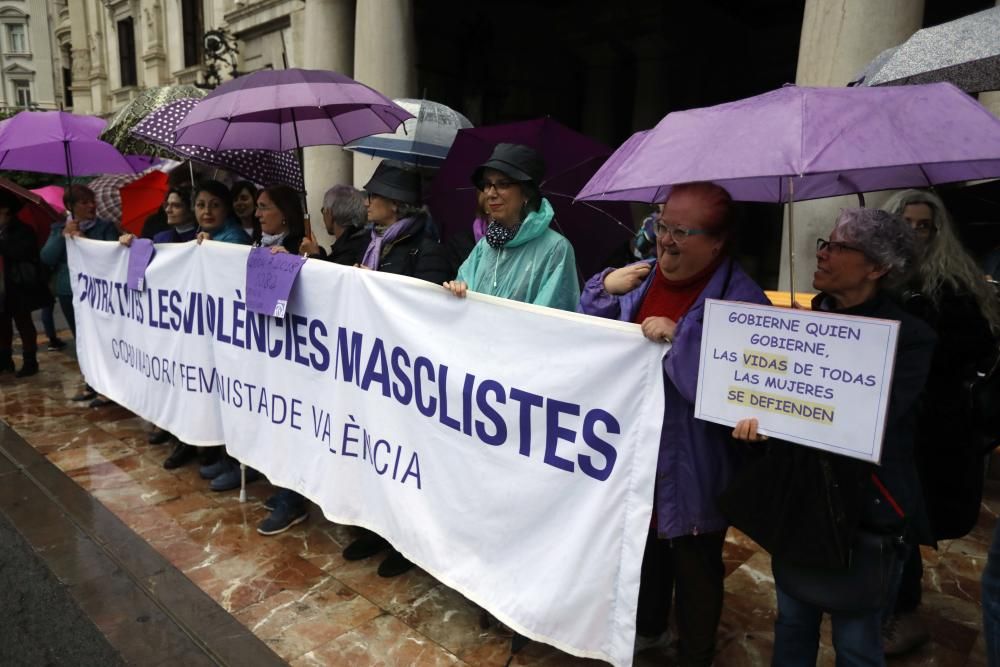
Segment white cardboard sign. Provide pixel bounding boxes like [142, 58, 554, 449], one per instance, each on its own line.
[694, 299, 900, 463]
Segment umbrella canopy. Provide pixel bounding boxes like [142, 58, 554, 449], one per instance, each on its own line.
[345, 98, 473, 167]
[100, 85, 208, 157]
[30, 185, 66, 216]
[120, 170, 169, 235]
[577, 82, 1000, 205]
[173, 68, 413, 151]
[0, 176, 61, 246]
[853, 6, 1000, 93]
[428, 118, 633, 279]
[90, 170, 153, 225]
[0, 111, 138, 177]
[132, 98, 304, 189]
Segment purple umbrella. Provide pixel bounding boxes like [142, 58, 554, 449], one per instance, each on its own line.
[173, 68, 412, 151]
[132, 98, 304, 189]
[577, 82, 1000, 204]
[576, 82, 1000, 296]
[427, 118, 633, 280]
[0, 110, 138, 178]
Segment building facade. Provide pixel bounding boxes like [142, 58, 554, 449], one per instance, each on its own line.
[0, 0, 59, 113]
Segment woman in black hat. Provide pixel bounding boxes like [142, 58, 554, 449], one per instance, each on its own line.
[340, 162, 451, 578]
[355, 162, 450, 282]
[443, 143, 580, 310]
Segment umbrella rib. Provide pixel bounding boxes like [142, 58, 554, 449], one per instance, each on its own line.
[543, 190, 634, 234]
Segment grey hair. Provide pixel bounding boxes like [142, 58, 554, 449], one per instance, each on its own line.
[322, 185, 366, 229]
[883, 189, 1000, 334]
[834, 207, 916, 288]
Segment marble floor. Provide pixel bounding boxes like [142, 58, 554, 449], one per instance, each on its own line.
[0, 341, 994, 666]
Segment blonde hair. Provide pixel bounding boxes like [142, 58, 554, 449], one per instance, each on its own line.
[883, 189, 1000, 335]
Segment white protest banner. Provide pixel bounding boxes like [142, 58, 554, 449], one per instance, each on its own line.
[68, 237, 665, 667]
[694, 299, 899, 463]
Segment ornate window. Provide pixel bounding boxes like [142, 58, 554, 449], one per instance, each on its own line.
[6, 23, 26, 53]
[117, 17, 137, 87]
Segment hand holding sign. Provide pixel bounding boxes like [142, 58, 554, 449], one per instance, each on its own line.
[245, 247, 306, 318]
[126, 238, 156, 291]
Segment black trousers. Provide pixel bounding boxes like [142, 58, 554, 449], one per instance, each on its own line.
[894, 543, 922, 613]
[636, 527, 726, 666]
[0, 309, 37, 356]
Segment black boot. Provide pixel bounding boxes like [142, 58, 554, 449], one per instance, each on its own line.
[0, 349, 13, 373]
[15, 352, 38, 378]
[163, 443, 197, 470]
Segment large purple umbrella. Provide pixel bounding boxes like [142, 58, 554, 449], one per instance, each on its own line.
[577, 82, 1000, 204]
[427, 118, 633, 280]
[173, 68, 412, 151]
[576, 82, 1000, 296]
[132, 98, 304, 189]
[0, 111, 138, 178]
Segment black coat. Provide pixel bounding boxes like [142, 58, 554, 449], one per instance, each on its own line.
[0, 219, 52, 314]
[312, 226, 369, 266]
[901, 283, 997, 539]
[374, 215, 452, 283]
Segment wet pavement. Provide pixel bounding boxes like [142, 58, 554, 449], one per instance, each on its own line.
[0, 338, 995, 666]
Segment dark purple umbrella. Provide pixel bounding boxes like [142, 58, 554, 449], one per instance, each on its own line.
[132, 98, 304, 189]
[0, 111, 138, 178]
[427, 118, 633, 280]
[173, 68, 412, 151]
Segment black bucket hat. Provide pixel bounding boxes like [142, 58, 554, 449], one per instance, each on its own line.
[363, 162, 422, 204]
[472, 143, 546, 188]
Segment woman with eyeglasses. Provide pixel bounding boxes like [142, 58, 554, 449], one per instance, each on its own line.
[578, 181, 768, 665]
[443, 143, 580, 311]
[877, 190, 1000, 655]
[730, 208, 936, 664]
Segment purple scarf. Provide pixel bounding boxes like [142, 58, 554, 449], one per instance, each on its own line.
[472, 216, 488, 242]
[361, 216, 418, 270]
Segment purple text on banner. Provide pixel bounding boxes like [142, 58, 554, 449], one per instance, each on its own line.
[244, 247, 306, 318]
[126, 239, 156, 291]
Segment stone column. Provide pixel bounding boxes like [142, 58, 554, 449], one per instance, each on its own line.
[302, 0, 355, 249]
[67, 0, 93, 113]
[977, 1, 1000, 120]
[779, 0, 925, 294]
[352, 0, 417, 188]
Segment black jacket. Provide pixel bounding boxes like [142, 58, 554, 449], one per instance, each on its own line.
[0, 219, 52, 314]
[312, 226, 369, 266]
[373, 215, 452, 283]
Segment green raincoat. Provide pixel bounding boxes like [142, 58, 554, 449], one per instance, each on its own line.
[456, 198, 580, 311]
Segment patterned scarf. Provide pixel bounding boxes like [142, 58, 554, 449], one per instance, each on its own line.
[485, 220, 521, 249]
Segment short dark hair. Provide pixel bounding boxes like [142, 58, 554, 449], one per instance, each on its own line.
[165, 184, 193, 210]
[63, 184, 95, 209]
[193, 180, 233, 215]
[260, 185, 305, 240]
[231, 180, 258, 203]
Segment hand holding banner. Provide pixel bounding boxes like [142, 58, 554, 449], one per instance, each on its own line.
[126, 238, 155, 291]
[245, 247, 305, 318]
[694, 300, 900, 463]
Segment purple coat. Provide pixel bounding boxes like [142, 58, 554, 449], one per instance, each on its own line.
[579, 258, 769, 539]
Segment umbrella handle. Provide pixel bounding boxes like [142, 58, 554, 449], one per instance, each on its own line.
[787, 176, 796, 306]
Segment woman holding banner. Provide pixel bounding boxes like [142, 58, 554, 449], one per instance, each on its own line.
[578, 181, 768, 665]
[193, 180, 252, 246]
[880, 190, 1000, 654]
[730, 207, 935, 664]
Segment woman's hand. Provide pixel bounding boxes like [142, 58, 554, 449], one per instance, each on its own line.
[196, 232, 211, 245]
[640, 316, 676, 343]
[443, 280, 468, 298]
[603, 262, 651, 295]
[732, 418, 769, 442]
[353, 263, 372, 271]
[299, 238, 320, 256]
[63, 219, 81, 237]
[270, 246, 289, 254]
[118, 233, 135, 247]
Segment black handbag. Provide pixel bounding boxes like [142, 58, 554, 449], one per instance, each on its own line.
[771, 474, 906, 614]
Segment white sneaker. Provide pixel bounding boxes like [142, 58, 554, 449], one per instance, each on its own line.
[883, 611, 930, 656]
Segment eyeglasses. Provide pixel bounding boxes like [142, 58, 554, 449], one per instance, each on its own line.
[476, 179, 517, 194]
[653, 222, 710, 242]
[255, 203, 275, 212]
[816, 238, 865, 254]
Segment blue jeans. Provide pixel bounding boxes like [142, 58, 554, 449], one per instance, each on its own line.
[771, 545, 908, 666]
[983, 519, 1000, 665]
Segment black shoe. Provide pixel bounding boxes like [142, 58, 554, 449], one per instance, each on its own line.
[377, 550, 415, 578]
[197, 446, 221, 466]
[256, 506, 309, 536]
[47, 339, 66, 351]
[88, 397, 113, 408]
[71, 387, 97, 401]
[209, 466, 261, 492]
[163, 443, 197, 470]
[343, 532, 389, 561]
[199, 455, 234, 480]
[262, 492, 282, 512]
[15, 360, 38, 378]
[147, 429, 171, 445]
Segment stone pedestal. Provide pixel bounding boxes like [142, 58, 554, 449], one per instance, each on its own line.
[779, 0, 925, 294]
[302, 0, 355, 249]
[352, 0, 417, 188]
